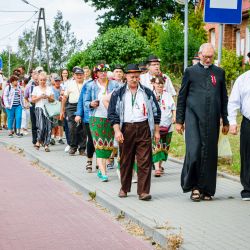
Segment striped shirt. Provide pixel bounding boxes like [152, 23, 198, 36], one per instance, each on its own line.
[12, 88, 21, 106]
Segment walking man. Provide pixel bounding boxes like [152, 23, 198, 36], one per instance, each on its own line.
[228, 70, 250, 201]
[140, 55, 176, 96]
[60, 68, 87, 156]
[176, 43, 229, 201]
[108, 64, 161, 201]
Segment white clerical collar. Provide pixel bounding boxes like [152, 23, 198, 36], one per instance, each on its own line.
[200, 62, 212, 69]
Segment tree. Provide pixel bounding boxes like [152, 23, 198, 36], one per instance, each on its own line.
[0, 50, 25, 77]
[17, 11, 83, 72]
[67, 26, 151, 70]
[158, 8, 207, 73]
[48, 11, 83, 71]
[83, 0, 197, 34]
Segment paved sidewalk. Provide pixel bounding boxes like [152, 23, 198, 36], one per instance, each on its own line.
[0, 131, 249, 250]
[0, 146, 152, 250]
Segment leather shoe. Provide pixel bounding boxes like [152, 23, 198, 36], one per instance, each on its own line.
[118, 189, 127, 198]
[139, 193, 151, 201]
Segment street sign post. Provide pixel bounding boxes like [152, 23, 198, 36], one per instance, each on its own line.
[204, 0, 243, 65]
[204, 0, 243, 25]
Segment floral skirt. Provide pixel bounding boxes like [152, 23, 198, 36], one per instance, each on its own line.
[89, 116, 114, 159]
[152, 132, 173, 163]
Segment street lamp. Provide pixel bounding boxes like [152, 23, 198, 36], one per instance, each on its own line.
[176, 0, 190, 71]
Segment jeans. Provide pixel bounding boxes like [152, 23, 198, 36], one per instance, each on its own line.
[6, 105, 22, 130]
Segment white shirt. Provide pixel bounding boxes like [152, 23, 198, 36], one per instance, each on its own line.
[124, 85, 148, 123]
[64, 79, 83, 103]
[155, 91, 176, 131]
[32, 86, 53, 110]
[94, 82, 108, 118]
[228, 70, 250, 124]
[140, 72, 176, 96]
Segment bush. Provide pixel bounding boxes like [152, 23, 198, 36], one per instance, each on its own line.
[67, 26, 151, 70]
[220, 48, 243, 87]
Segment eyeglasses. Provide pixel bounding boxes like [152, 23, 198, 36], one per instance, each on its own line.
[201, 54, 214, 60]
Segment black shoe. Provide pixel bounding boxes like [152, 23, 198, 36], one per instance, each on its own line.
[8, 134, 14, 138]
[50, 138, 56, 145]
[58, 139, 65, 145]
[69, 148, 77, 155]
[16, 133, 22, 138]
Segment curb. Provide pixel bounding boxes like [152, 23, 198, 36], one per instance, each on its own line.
[168, 156, 240, 183]
[0, 140, 171, 249]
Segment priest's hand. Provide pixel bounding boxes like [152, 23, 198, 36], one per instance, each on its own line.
[222, 125, 229, 135]
[229, 124, 237, 135]
[176, 123, 184, 134]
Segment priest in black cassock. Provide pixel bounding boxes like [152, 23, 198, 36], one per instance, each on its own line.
[176, 43, 229, 201]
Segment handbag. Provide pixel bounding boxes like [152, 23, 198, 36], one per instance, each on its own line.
[159, 125, 171, 137]
[44, 100, 61, 117]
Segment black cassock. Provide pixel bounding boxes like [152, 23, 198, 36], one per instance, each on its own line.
[176, 63, 229, 196]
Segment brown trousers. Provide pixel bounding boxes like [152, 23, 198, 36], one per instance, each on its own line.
[120, 120, 152, 195]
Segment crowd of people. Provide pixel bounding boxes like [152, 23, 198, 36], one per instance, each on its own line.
[0, 42, 249, 202]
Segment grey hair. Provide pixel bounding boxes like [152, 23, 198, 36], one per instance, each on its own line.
[199, 43, 215, 53]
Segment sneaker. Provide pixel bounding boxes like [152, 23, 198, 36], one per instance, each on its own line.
[8, 134, 13, 138]
[64, 145, 70, 153]
[58, 139, 65, 145]
[16, 133, 23, 138]
[79, 149, 87, 156]
[242, 197, 250, 201]
[97, 170, 102, 179]
[50, 138, 56, 145]
[101, 175, 108, 182]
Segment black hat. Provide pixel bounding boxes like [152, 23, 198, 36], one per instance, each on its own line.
[74, 68, 84, 74]
[113, 64, 124, 71]
[125, 64, 142, 74]
[193, 53, 200, 61]
[147, 55, 161, 63]
[138, 62, 147, 71]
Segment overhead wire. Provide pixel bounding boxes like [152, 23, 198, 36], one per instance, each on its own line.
[0, 11, 38, 41]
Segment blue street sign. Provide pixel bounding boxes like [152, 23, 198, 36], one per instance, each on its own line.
[204, 0, 243, 24]
[0, 57, 3, 69]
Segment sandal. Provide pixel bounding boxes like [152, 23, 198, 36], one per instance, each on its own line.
[201, 194, 213, 201]
[44, 146, 50, 152]
[154, 169, 162, 177]
[34, 144, 40, 150]
[190, 189, 201, 202]
[86, 161, 92, 173]
[160, 166, 165, 173]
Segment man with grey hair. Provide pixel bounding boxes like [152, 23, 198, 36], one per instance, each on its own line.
[176, 43, 229, 201]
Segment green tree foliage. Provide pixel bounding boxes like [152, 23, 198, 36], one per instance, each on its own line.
[0, 50, 25, 77]
[158, 9, 207, 73]
[67, 26, 151, 70]
[83, 0, 197, 34]
[220, 48, 242, 87]
[129, 18, 163, 55]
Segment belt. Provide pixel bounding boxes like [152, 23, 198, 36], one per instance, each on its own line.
[124, 120, 148, 125]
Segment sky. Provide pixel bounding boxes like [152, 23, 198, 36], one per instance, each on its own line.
[0, 0, 101, 53]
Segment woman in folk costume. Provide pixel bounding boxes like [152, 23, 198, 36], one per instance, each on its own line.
[85, 63, 119, 182]
[151, 76, 176, 177]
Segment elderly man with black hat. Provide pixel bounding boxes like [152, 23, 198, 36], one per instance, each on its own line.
[108, 64, 161, 201]
[112, 64, 125, 84]
[140, 55, 176, 96]
[60, 67, 87, 156]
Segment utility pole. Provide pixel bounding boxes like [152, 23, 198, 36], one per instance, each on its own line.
[28, 8, 50, 73]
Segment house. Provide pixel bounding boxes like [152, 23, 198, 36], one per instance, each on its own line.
[201, 0, 250, 62]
